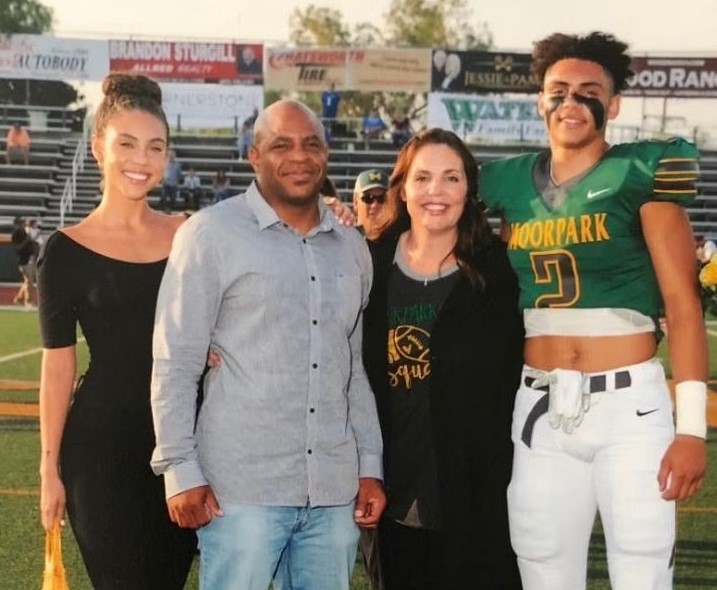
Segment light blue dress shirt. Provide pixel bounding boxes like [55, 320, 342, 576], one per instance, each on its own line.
[151, 182, 382, 507]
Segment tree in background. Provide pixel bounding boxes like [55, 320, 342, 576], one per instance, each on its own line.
[0, 0, 52, 33]
[0, 0, 84, 120]
[285, 0, 492, 137]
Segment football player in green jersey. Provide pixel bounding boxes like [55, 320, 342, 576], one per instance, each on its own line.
[479, 32, 707, 590]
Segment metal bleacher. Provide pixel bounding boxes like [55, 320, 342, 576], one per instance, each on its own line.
[2, 120, 717, 240]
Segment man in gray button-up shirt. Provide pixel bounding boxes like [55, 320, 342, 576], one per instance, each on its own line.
[151, 100, 385, 590]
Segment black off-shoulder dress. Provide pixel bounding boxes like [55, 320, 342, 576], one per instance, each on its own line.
[38, 231, 197, 590]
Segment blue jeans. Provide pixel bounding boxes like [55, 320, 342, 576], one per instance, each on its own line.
[197, 502, 359, 590]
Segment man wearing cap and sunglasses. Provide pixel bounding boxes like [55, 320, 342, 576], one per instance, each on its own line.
[353, 169, 391, 241]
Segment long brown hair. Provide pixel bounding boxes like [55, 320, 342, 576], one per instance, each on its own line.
[383, 128, 494, 285]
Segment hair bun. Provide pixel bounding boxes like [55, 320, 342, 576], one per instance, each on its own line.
[102, 73, 162, 104]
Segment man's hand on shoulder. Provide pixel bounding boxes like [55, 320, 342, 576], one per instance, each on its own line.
[354, 477, 386, 529]
[167, 484, 223, 529]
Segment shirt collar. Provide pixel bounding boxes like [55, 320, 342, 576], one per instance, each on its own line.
[246, 181, 338, 235]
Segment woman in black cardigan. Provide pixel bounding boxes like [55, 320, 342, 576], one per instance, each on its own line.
[362, 128, 524, 589]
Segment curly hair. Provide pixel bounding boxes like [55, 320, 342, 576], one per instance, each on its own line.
[383, 128, 494, 286]
[94, 73, 169, 139]
[531, 32, 634, 93]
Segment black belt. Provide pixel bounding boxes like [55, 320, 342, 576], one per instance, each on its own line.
[520, 370, 632, 448]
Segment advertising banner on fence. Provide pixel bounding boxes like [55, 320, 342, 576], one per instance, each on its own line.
[160, 83, 264, 128]
[110, 40, 263, 83]
[265, 47, 430, 92]
[431, 49, 538, 94]
[428, 92, 547, 145]
[0, 35, 108, 81]
[626, 56, 717, 98]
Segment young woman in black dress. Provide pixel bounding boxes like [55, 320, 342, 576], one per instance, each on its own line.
[38, 73, 197, 590]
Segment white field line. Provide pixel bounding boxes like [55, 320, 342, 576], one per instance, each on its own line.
[0, 337, 85, 364]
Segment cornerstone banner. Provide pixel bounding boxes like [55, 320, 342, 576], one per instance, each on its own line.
[110, 40, 263, 83]
[626, 56, 717, 98]
[430, 49, 538, 94]
[160, 83, 264, 128]
[428, 92, 547, 145]
[265, 47, 430, 92]
[0, 35, 108, 81]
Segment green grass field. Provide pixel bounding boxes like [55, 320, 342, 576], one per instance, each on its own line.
[0, 309, 715, 589]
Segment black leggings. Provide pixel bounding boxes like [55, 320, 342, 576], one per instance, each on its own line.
[61, 438, 197, 590]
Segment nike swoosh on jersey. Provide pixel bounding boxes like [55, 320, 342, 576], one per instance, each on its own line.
[586, 188, 611, 199]
[636, 408, 659, 417]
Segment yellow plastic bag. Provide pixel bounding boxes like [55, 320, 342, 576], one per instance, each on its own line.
[41, 523, 70, 590]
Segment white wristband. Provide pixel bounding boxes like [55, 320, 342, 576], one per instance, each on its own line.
[675, 380, 707, 439]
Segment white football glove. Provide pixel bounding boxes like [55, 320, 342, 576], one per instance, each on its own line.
[528, 368, 590, 434]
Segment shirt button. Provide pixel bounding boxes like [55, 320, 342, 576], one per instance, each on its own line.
[312, 363, 318, 369]
[310, 276, 316, 281]
[312, 320, 318, 325]
[307, 449, 313, 454]
[309, 407, 315, 413]
[302, 239, 307, 244]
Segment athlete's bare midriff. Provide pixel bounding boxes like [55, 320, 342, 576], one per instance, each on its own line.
[525, 332, 657, 373]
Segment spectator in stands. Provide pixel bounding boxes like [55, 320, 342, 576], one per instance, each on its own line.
[10, 215, 38, 308]
[182, 166, 203, 210]
[211, 169, 233, 203]
[390, 110, 412, 149]
[160, 149, 182, 211]
[5, 121, 31, 165]
[362, 108, 387, 150]
[150, 99, 385, 589]
[353, 169, 390, 241]
[37, 73, 196, 590]
[362, 128, 523, 589]
[321, 82, 341, 141]
[237, 107, 259, 161]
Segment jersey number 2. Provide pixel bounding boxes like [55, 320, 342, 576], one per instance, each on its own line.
[530, 249, 581, 307]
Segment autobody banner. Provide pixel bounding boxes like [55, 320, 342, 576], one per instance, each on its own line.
[0, 34, 108, 81]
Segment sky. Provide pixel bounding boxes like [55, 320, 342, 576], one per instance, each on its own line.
[41, 0, 717, 53]
[39, 0, 717, 134]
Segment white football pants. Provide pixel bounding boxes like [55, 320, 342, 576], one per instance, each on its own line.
[508, 358, 675, 590]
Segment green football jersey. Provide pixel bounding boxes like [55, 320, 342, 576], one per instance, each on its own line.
[479, 138, 699, 318]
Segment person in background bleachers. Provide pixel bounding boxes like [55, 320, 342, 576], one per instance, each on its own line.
[182, 166, 203, 210]
[353, 169, 391, 241]
[160, 149, 182, 211]
[390, 110, 412, 149]
[362, 108, 387, 149]
[5, 121, 31, 165]
[11, 215, 38, 308]
[695, 234, 717, 264]
[321, 82, 341, 141]
[237, 107, 259, 161]
[37, 73, 197, 590]
[211, 169, 233, 203]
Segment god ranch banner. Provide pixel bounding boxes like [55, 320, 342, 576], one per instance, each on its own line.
[265, 47, 430, 92]
[428, 92, 547, 145]
[110, 40, 263, 83]
[626, 57, 717, 98]
[0, 35, 108, 81]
